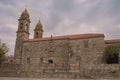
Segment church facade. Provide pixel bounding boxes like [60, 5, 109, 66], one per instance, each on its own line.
[3, 9, 120, 78]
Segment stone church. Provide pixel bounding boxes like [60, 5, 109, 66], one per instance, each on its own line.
[1, 9, 120, 78]
[14, 8, 104, 69]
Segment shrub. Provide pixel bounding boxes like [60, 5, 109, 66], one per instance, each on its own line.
[0, 39, 9, 64]
[104, 45, 119, 64]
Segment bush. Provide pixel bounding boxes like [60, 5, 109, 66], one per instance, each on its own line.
[104, 45, 119, 64]
[0, 39, 9, 63]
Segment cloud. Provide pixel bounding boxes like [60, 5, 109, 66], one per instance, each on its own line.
[0, 0, 120, 56]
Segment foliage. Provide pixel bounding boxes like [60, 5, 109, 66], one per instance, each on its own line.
[0, 39, 9, 58]
[104, 45, 119, 64]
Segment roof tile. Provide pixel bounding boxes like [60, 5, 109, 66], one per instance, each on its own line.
[105, 39, 120, 43]
[26, 33, 104, 42]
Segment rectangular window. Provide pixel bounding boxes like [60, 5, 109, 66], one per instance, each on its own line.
[84, 40, 89, 48]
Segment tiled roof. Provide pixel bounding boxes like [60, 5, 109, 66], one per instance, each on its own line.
[27, 33, 104, 42]
[105, 39, 120, 44]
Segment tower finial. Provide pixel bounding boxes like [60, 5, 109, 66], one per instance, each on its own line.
[20, 8, 30, 19]
[25, 5, 27, 9]
[51, 35, 52, 38]
[25, 8, 27, 11]
[34, 20, 43, 30]
[38, 20, 41, 24]
[39, 20, 41, 23]
[34, 20, 44, 38]
[50, 35, 53, 41]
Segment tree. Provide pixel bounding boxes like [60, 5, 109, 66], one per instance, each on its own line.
[104, 45, 119, 64]
[0, 39, 9, 63]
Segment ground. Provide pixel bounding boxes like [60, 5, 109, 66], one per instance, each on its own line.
[0, 77, 120, 80]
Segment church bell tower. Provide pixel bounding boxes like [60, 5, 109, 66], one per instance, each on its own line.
[14, 9, 31, 64]
[34, 20, 43, 38]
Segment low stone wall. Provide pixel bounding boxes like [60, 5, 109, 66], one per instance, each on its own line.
[80, 64, 120, 78]
[0, 64, 16, 77]
[0, 64, 120, 79]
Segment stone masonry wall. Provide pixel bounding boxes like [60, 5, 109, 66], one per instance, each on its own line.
[16, 36, 109, 78]
[21, 39, 71, 73]
[0, 37, 120, 78]
[0, 64, 120, 79]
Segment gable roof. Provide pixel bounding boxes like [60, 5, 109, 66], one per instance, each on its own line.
[26, 33, 104, 42]
[105, 39, 120, 44]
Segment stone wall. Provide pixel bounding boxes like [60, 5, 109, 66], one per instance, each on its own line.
[21, 37, 105, 74]
[22, 39, 70, 72]
[80, 64, 120, 78]
[0, 64, 16, 77]
[69, 37, 105, 65]
[0, 63, 120, 79]
[0, 36, 120, 78]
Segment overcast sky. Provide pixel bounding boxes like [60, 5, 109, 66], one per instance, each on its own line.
[0, 0, 120, 56]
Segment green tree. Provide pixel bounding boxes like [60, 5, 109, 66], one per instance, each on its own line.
[104, 45, 119, 64]
[0, 39, 9, 61]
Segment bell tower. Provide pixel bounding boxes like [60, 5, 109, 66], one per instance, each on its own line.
[34, 20, 43, 38]
[14, 9, 31, 64]
[17, 9, 30, 39]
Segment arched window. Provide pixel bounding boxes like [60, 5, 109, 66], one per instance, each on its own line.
[20, 26, 23, 29]
[25, 24, 28, 30]
[20, 23, 23, 29]
[36, 32, 39, 38]
[48, 59, 53, 64]
[26, 24, 28, 26]
[21, 23, 23, 25]
[26, 24, 28, 28]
